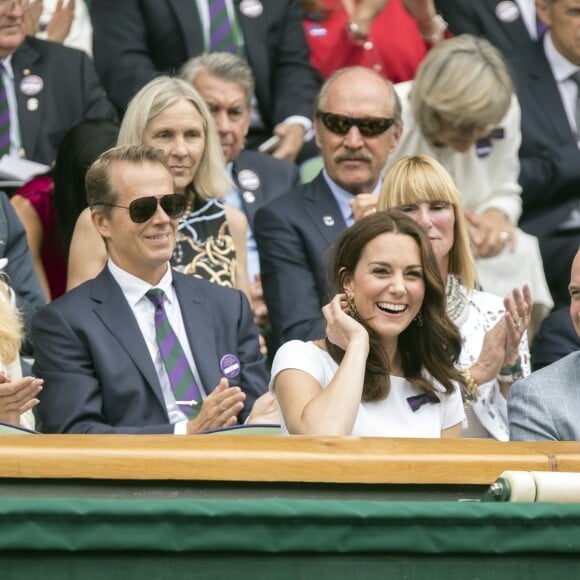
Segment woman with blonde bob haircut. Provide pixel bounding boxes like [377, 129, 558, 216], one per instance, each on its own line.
[384, 35, 553, 329]
[410, 34, 513, 145]
[378, 155, 533, 440]
[68, 76, 251, 299]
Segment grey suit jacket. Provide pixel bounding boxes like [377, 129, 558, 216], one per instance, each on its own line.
[32, 267, 268, 434]
[13, 37, 117, 166]
[254, 172, 347, 350]
[508, 351, 580, 441]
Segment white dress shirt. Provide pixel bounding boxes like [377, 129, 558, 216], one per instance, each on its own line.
[107, 259, 207, 434]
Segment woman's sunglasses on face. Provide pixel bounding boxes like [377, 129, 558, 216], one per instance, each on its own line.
[316, 111, 395, 137]
[91, 193, 186, 223]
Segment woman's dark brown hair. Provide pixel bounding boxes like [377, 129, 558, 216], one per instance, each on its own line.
[326, 210, 465, 401]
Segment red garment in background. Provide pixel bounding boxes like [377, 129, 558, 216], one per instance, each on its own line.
[15, 175, 67, 300]
[303, 0, 430, 82]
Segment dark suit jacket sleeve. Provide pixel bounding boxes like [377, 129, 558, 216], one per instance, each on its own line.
[533, 308, 580, 371]
[232, 289, 270, 421]
[0, 193, 45, 346]
[519, 141, 580, 211]
[32, 302, 174, 434]
[268, 0, 320, 124]
[254, 203, 326, 350]
[91, 0, 162, 111]
[435, 0, 484, 36]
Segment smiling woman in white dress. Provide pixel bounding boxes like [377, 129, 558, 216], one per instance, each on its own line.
[270, 210, 466, 437]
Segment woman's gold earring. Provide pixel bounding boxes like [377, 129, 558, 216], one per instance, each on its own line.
[415, 311, 423, 326]
[346, 294, 360, 320]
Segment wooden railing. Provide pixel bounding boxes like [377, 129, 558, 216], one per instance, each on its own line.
[1, 435, 579, 485]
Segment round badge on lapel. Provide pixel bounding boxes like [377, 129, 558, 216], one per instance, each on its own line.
[323, 215, 335, 227]
[220, 354, 241, 379]
[240, 0, 263, 18]
[495, 1, 520, 23]
[237, 169, 260, 191]
[26, 98, 39, 112]
[242, 191, 256, 204]
[20, 75, 44, 96]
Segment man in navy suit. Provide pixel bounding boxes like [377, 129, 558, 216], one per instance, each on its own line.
[505, 0, 580, 305]
[90, 0, 320, 162]
[0, 1, 116, 166]
[435, 0, 543, 54]
[254, 67, 402, 351]
[32, 144, 270, 434]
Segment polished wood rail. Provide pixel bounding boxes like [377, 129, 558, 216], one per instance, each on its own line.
[1, 435, 579, 485]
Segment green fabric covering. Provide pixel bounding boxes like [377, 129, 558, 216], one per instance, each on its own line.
[1, 497, 580, 554]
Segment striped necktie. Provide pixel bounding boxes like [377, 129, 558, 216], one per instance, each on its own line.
[208, 0, 238, 54]
[146, 288, 201, 418]
[570, 71, 580, 140]
[0, 69, 10, 157]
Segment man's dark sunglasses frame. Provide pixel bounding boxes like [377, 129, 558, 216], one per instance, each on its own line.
[91, 193, 187, 223]
[316, 111, 396, 137]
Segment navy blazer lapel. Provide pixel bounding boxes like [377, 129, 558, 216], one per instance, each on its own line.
[236, 1, 270, 121]
[169, 0, 204, 56]
[232, 155, 266, 226]
[489, 0, 531, 43]
[172, 273, 222, 393]
[525, 44, 574, 141]
[90, 269, 167, 411]
[303, 174, 347, 245]
[12, 39, 41, 161]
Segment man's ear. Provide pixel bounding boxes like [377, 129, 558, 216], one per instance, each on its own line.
[388, 123, 403, 153]
[91, 209, 111, 241]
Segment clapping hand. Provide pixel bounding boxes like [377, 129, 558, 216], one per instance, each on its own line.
[0, 373, 43, 426]
[186, 378, 245, 433]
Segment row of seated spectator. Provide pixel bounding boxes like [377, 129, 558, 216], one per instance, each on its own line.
[0, 2, 576, 442]
[0, 64, 576, 440]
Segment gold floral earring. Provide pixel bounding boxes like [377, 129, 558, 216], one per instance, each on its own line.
[346, 294, 360, 321]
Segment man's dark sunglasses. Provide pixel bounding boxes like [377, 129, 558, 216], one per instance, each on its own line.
[316, 111, 395, 137]
[92, 193, 186, 223]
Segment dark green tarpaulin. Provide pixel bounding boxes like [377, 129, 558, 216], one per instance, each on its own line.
[1, 497, 579, 579]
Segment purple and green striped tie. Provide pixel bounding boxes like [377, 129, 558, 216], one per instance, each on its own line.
[0, 70, 10, 157]
[208, 0, 238, 54]
[146, 288, 201, 418]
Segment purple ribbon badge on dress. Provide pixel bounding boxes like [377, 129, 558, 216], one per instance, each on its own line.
[475, 127, 505, 158]
[406, 393, 441, 412]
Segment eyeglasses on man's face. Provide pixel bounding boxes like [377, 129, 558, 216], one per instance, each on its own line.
[316, 111, 396, 137]
[92, 194, 186, 224]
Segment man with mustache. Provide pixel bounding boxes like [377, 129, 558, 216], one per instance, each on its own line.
[254, 67, 402, 351]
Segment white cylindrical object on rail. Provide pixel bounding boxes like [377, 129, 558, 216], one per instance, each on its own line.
[498, 470, 536, 502]
[532, 471, 580, 503]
